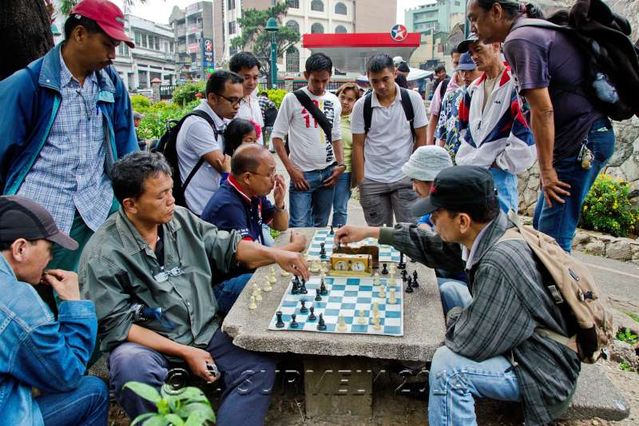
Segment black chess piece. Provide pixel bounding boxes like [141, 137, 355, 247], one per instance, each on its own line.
[401, 269, 408, 281]
[315, 288, 322, 301]
[290, 314, 299, 329]
[398, 252, 406, 269]
[317, 313, 327, 331]
[405, 277, 414, 293]
[300, 300, 308, 314]
[300, 278, 308, 294]
[275, 311, 285, 328]
[319, 278, 328, 296]
[381, 263, 389, 275]
[291, 278, 300, 295]
[308, 306, 317, 321]
[411, 270, 419, 288]
[319, 242, 327, 259]
[329, 225, 334, 235]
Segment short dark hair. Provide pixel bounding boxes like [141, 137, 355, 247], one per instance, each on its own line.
[446, 197, 500, 224]
[224, 118, 257, 156]
[229, 52, 262, 73]
[450, 47, 460, 56]
[434, 65, 446, 74]
[205, 70, 244, 97]
[64, 14, 105, 40]
[366, 54, 394, 74]
[475, 1, 544, 20]
[0, 239, 36, 252]
[112, 152, 172, 203]
[231, 144, 268, 176]
[305, 53, 333, 74]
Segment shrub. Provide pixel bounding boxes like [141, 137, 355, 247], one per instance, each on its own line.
[172, 81, 206, 107]
[581, 174, 639, 238]
[131, 94, 152, 113]
[136, 101, 199, 140]
[265, 88, 287, 109]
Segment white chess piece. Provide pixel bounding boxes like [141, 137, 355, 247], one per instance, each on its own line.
[379, 284, 386, 299]
[253, 284, 262, 301]
[262, 280, 272, 292]
[389, 288, 397, 304]
[337, 315, 347, 332]
[373, 272, 380, 286]
[249, 295, 257, 310]
[358, 309, 366, 324]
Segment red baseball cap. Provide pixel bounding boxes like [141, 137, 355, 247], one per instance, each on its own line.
[70, 0, 135, 48]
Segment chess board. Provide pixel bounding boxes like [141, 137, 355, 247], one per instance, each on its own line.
[268, 276, 404, 336]
[306, 229, 401, 263]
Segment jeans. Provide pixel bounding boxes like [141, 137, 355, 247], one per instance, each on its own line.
[359, 177, 418, 226]
[428, 346, 521, 426]
[533, 118, 615, 252]
[437, 278, 472, 315]
[213, 273, 253, 315]
[36, 376, 109, 426]
[331, 171, 351, 227]
[289, 164, 336, 227]
[109, 329, 276, 426]
[489, 168, 518, 214]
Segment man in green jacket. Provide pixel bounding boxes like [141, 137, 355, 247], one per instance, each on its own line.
[79, 151, 309, 424]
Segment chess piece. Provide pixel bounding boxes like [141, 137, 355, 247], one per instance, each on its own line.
[253, 285, 262, 301]
[373, 302, 380, 316]
[249, 295, 257, 310]
[337, 315, 347, 332]
[388, 276, 397, 286]
[379, 284, 386, 299]
[358, 309, 367, 324]
[401, 269, 408, 282]
[290, 314, 299, 329]
[329, 225, 334, 235]
[319, 242, 327, 259]
[373, 272, 380, 286]
[398, 252, 406, 269]
[412, 270, 419, 288]
[269, 267, 278, 283]
[291, 278, 300, 295]
[308, 306, 317, 321]
[300, 299, 308, 314]
[389, 288, 397, 304]
[405, 278, 414, 293]
[319, 278, 328, 296]
[321, 261, 329, 273]
[300, 278, 308, 294]
[310, 259, 320, 273]
[262, 280, 272, 292]
[275, 311, 285, 328]
[389, 263, 397, 275]
[315, 288, 322, 301]
[280, 269, 291, 277]
[372, 316, 382, 330]
[317, 313, 327, 331]
[381, 263, 389, 275]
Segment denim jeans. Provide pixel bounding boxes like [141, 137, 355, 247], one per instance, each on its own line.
[289, 164, 336, 227]
[359, 177, 418, 226]
[437, 278, 472, 315]
[213, 273, 253, 315]
[489, 168, 518, 214]
[36, 376, 109, 426]
[428, 346, 521, 426]
[533, 118, 615, 252]
[331, 171, 351, 227]
[109, 329, 276, 426]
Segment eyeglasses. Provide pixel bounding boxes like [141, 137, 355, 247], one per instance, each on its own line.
[216, 93, 242, 106]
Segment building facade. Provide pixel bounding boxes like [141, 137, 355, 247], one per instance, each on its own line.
[404, 0, 465, 35]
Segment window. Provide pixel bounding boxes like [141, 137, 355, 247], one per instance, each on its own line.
[154, 37, 160, 50]
[335, 2, 347, 15]
[229, 21, 236, 35]
[134, 31, 141, 46]
[335, 25, 347, 33]
[286, 46, 299, 73]
[227, 0, 235, 9]
[287, 0, 299, 8]
[286, 20, 299, 33]
[311, 23, 324, 34]
[311, 0, 324, 12]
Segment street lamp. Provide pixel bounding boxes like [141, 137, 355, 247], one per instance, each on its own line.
[265, 17, 279, 89]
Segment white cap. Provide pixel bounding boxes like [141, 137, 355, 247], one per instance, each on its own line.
[401, 146, 453, 182]
[393, 56, 404, 66]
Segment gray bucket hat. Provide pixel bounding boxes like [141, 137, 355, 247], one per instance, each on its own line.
[401, 146, 453, 182]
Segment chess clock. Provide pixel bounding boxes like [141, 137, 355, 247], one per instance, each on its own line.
[329, 253, 372, 277]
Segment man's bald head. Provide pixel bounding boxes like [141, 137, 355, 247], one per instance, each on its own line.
[231, 144, 270, 177]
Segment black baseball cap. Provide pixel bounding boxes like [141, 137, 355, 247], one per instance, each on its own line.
[0, 196, 78, 250]
[411, 166, 498, 216]
[457, 33, 480, 53]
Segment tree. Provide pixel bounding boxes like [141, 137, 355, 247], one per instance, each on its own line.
[0, 0, 54, 80]
[231, 3, 300, 82]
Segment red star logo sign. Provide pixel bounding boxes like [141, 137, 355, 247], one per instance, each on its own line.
[390, 24, 408, 42]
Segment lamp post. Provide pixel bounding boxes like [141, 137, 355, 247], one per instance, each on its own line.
[265, 17, 279, 89]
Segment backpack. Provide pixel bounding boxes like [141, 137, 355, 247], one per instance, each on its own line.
[499, 214, 614, 364]
[152, 110, 220, 208]
[363, 87, 415, 137]
[512, 0, 639, 121]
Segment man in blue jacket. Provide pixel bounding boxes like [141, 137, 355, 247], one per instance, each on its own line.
[0, 0, 138, 293]
[0, 196, 107, 425]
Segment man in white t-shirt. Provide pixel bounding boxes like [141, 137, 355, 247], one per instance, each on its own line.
[271, 53, 344, 227]
[176, 70, 243, 215]
[230, 52, 265, 145]
[351, 53, 428, 226]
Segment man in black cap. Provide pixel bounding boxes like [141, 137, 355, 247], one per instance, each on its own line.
[0, 196, 107, 425]
[335, 165, 580, 425]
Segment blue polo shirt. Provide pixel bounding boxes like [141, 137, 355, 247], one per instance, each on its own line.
[201, 176, 276, 245]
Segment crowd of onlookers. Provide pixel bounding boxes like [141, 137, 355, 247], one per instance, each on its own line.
[0, 0, 628, 424]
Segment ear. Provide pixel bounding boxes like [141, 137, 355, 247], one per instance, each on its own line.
[122, 198, 138, 215]
[492, 2, 504, 20]
[458, 213, 473, 234]
[11, 239, 30, 262]
[303, 71, 309, 81]
[207, 92, 217, 108]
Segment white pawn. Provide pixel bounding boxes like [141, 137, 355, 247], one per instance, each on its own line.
[373, 272, 380, 286]
[249, 295, 257, 310]
[379, 284, 386, 299]
[389, 288, 397, 304]
[269, 267, 278, 283]
[253, 284, 262, 301]
[358, 309, 367, 324]
[262, 280, 272, 292]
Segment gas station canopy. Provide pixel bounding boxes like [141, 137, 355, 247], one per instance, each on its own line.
[302, 32, 422, 74]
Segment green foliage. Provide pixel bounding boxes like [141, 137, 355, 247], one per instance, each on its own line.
[131, 94, 152, 113]
[136, 101, 198, 140]
[581, 174, 639, 238]
[172, 81, 206, 107]
[626, 312, 639, 323]
[231, 3, 300, 74]
[619, 360, 636, 373]
[615, 327, 638, 345]
[125, 381, 216, 426]
[265, 88, 287, 109]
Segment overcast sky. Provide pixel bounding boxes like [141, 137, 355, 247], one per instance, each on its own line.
[117, 0, 431, 25]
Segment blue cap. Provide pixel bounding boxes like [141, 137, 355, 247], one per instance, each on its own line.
[456, 52, 476, 72]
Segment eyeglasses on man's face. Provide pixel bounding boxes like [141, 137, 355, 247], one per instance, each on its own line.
[216, 93, 242, 106]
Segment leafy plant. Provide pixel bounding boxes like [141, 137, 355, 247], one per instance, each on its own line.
[619, 360, 636, 373]
[581, 174, 639, 238]
[131, 94, 152, 114]
[626, 312, 639, 323]
[615, 327, 638, 345]
[265, 88, 287, 109]
[172, 81, 206, 107]
[124, 381, 215, 425]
